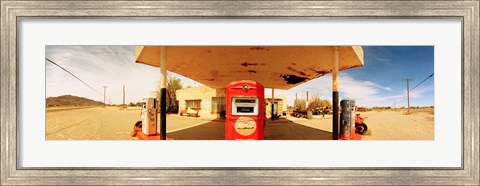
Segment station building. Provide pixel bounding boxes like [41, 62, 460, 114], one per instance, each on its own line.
[176, 86, 286, 119]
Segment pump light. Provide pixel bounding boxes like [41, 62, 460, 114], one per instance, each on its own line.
[242, 84, 249, 91]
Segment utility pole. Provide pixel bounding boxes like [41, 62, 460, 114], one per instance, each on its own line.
[306, 91, 309, 109]
[394, 100, 397, 112]
[123, 85, 125, 106]
[102, 86, 108, 106]
[403, 79, 412, 114]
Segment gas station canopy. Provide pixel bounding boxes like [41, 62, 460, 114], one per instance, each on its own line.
[135, 46, 364, 89]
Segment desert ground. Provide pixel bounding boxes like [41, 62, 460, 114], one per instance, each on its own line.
[46, 107, 434, 140]
[278, 109, 434, 140]
[46, 106, 209, 140]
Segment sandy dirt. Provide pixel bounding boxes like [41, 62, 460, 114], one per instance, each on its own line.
[359, 110, 434, 140]
[46, 107, 209, 140]
[288, 110, 434, 140]
[46, 107, 433, 140]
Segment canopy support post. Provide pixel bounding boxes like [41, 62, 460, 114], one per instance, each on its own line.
[271, 88, 275, 121]
[332, 46, 340, 140]
[160, 46, 167, 140]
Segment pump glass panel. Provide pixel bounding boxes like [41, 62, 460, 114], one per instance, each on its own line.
[237, 107, 254, 113]
[231, 97, 259, 116]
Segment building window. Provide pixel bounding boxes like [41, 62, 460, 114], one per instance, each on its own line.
[186, 100, 201, 110]
[211, 97, 226, 114]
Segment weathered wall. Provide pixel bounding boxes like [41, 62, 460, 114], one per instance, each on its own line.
[177, 86, 285, 119]
[265, 95, 287, 117]
[176, 87, 226, 119]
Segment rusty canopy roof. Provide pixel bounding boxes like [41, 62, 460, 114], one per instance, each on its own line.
[135, 46, 364, 89]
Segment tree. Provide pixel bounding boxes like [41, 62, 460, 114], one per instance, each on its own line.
[307, 93, 332, 110]
[155, 76, 183, 113]
[294, 98, 307, 110]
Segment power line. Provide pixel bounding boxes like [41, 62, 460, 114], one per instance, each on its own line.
[410, 73, 434, 92]
[45, 58, 103, 96]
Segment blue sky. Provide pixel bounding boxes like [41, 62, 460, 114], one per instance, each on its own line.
[46, 46, 434, 107]
[350, 46, 434, 107]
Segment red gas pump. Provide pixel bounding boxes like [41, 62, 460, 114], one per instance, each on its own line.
[225, 80, 265, 140]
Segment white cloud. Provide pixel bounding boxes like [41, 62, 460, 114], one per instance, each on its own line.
[46, 46, 208, 104]
[46, 46, 432, 107]
[408, 85, 431, 99]
[46, 46, 160, 104]
[266, 73, 415, 108]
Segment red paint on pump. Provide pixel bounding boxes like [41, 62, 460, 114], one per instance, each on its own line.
[225, 80, 265, 140]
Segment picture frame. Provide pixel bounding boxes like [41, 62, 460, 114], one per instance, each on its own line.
[1, 0, 478, 185]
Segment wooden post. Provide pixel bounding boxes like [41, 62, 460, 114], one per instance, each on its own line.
[160, 46, 167, 140]
[332, 46, 339, 140]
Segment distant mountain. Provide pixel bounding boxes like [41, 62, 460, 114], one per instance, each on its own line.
[46, 95, 104, 107]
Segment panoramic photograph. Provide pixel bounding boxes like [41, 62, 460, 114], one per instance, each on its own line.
[45, 46, 434, 140]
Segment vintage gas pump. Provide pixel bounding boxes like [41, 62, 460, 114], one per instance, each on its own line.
[225, 80, 265, 140]
[141, 96, 158, 135]
[340, 99, 357, 140]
